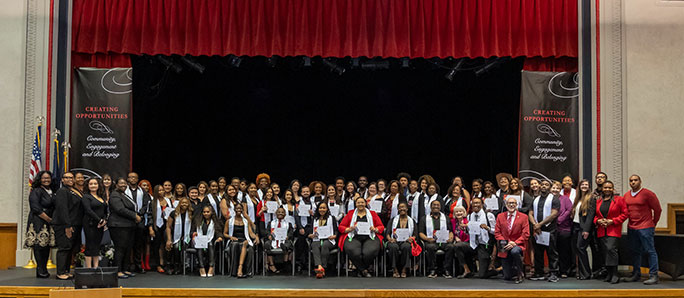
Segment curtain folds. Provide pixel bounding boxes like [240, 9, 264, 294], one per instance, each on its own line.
[72, 0, 577, 61]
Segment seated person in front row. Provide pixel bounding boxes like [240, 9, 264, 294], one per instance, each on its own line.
[419, 200, 456, 278]
[385, 202, 417, 278]
[339, 196, 385, 278]
[264, 207, 295, 274]
[223, 203, 258, 278]
[494, 196, 530, 284]
[309, 201, 339, 278]
[453, 197, 498, 279]
[192, 206, 224, 277]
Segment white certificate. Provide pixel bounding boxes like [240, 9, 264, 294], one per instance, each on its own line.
[273, 227, 288, 241]
[297, 203, 311, 216]
[435, 230, 449, 243]
[535, 231, 550, 246]
[468, 221, 482, 234]
[316, 225, 332, 239]
[266, 201, 278, 214]
[395, 228, 410, 242]
[370, 200, 384, 213]
[356, 221, 371, 235]
[484, 197, 499, 211]
[194, 235, 209, 249]
[329, 205, 340, 216]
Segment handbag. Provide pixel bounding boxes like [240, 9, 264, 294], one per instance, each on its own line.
[410, 237, 422, 256]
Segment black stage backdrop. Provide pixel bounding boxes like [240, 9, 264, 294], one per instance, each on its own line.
[131, 56, 523, 190]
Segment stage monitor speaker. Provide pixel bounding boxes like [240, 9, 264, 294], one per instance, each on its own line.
[74, 267, 118, 289]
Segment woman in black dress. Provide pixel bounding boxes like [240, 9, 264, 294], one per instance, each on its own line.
[82, 178, 108, 268]
[223, 203, 257, 277]
[25, 171, 55, 278]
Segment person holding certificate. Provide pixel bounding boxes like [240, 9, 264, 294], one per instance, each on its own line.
[257, 187, 279, 240]
[325, 185, 345, 222]
[418, 200, 455, 278]
[309, 202, 339, 278]
[222, 203, 258, 278]
[381, 180, 406, 226]
[192, 206, 224, 277]
[454, 198, 498, 279]
[294, 186, 314, 273]
[264, 207, 295, 274]
[385, 202, 416, 278]
[528, 180, 561, 282]
[593, 181, 628, 284]
[339, 196, 385, 278]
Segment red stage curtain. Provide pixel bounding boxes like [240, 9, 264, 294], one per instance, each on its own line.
[72, 0, 577, 61]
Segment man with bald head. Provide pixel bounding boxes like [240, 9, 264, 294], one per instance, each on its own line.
[621, 175, 662, 285]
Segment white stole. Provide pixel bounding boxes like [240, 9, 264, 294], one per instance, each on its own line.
[425, 212, 447, 239]
[313, 215, 336, 245]
[284, 204, 296, 227]
[391, 216, 414, 241]
[424, 194, 439, 216]
[348, 209, 375, 240]
[409, 192, 421, 222]
[173, 211, 191, 244]
[533, 194, 554, 227]
[196, 219, 215, 242]
[389, 194, 400, 219]
[245, 195, 257, 222]
[155, 198, 174, 228]
[125, 187, 144, 213]
[467, 210, 490, 249]
[227, 216, 252, 246]
[207, 194, 219, 216]
[563, 188, 577, 204]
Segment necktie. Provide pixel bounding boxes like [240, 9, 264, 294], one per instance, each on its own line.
[276, 220, 282, 247]
[507, 213, 514, 231]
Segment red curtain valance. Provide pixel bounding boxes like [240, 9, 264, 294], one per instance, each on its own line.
[72, 0, 577, 60]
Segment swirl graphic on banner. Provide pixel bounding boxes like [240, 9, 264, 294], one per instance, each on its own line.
[547, 72, 579, 99]
[519, 170, 552, 184]
[101, 68, 133, 94]
[536, 124, 561, 138]
[70, 168, 102, 180]
[89, 121, 114, 134]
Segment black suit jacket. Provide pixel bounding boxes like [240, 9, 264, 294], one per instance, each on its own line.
[52, 187, 84, 228]
[108, 191, 138, 228]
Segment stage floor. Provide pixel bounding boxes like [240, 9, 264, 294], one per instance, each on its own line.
[1, 267, 683, 290]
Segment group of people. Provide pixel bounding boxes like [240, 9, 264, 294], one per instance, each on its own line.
[25, 170, 662, 285]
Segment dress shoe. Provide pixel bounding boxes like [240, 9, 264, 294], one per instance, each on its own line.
[643, 275, 659, 285]
[620, 274, 640, 282]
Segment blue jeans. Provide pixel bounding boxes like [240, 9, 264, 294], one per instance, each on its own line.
[628, 227, 659, 277]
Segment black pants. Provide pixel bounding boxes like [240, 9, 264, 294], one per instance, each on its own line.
[197, 244, 216, 268]
[109, 227, 135, 273]
[83, 224, 104, 256]
[533, 231, 559, 275]
[312, 240, 336, 268]
[572, 223, 592, 279]
[150, 226, 166, 268]
[131, 225, 148, 271]
[600, 236, 619, 267]
[424, 242, 455, 274]
[387, 241, 411, 269]
[454, 241, 493, 278]
[345, 237, 380, 272]
[557, 230, 574, 275]
[294, 231, 310, 268]
[501, 246, 524, 280]
[589, 229, 604, 273]
[33, 246, 50, 275]
[54, 225, 81, 275]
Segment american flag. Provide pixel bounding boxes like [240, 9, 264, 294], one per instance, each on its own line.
[29, 124, 42, 184]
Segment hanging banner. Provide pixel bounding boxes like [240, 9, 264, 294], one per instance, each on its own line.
[70, 68, 132, 179]
[518, 71, 579, 185]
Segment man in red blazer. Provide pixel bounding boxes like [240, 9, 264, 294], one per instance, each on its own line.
[495, 196, 530, 284]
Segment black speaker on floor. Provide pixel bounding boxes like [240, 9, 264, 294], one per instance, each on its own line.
[74, 267, 118, 289]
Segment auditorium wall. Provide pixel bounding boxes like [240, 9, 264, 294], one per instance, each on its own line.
[598, 0, 684, 230]
[0, 0, 51, 265]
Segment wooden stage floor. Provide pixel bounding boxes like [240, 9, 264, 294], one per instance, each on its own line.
[0, 267, 682, 298]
